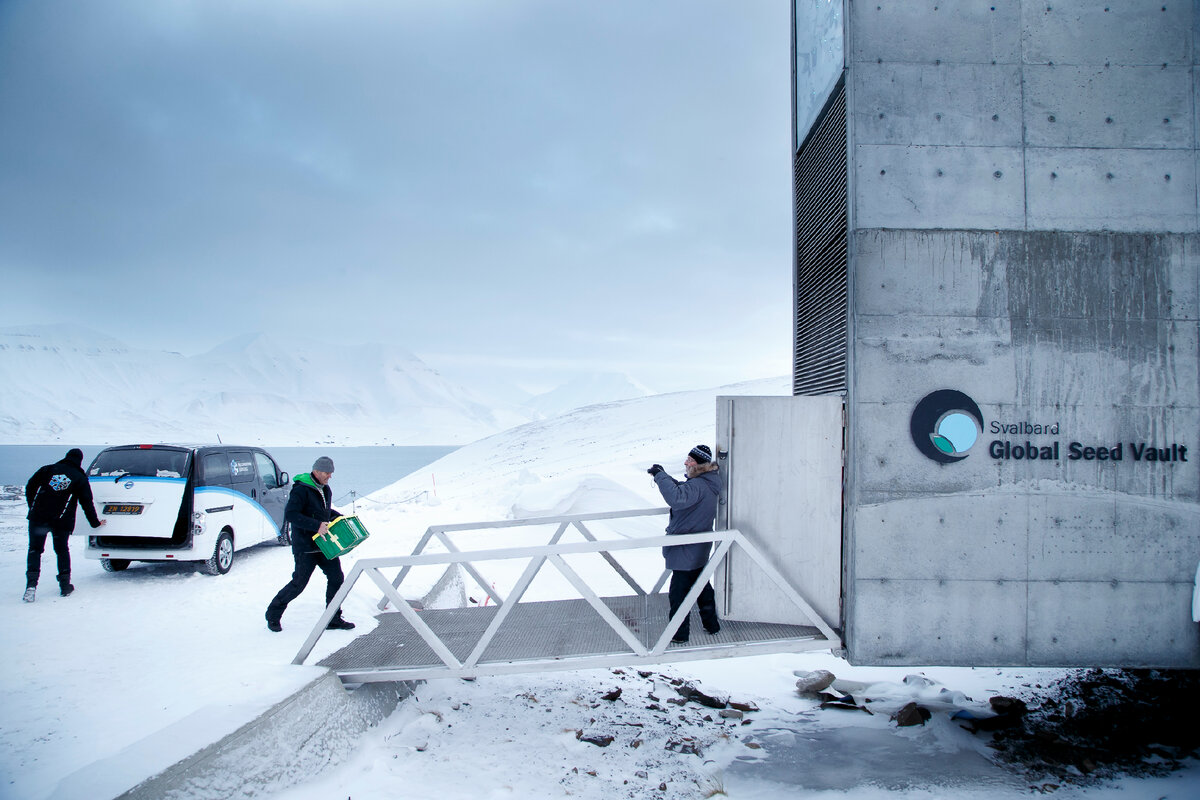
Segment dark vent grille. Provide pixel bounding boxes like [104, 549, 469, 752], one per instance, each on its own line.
[793, 81, 848, 396]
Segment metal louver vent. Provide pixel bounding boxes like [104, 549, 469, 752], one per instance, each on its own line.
[792, 80, 847, 396]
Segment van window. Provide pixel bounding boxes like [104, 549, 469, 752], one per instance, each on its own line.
[229, 452, 255, 484]
[90, 448, 189, 479]
[201, 453, 231, 484]
[253, 452, 281, 488]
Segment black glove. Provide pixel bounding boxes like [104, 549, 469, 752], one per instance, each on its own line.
[647, 464, 664, 476]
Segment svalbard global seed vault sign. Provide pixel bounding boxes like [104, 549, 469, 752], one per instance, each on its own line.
[910, 389, 1190, 469]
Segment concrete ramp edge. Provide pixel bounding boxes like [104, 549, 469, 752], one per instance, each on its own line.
[115, 672, 414, 800]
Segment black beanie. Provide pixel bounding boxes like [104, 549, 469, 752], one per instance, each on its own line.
[65, 448, 84, 466]
[689, 444, 712, 464]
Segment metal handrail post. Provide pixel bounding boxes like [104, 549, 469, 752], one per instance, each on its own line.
[650, 536, 736, 655]
[378, 526, 437, 611]
[548, 553, 649, 656]
[294, 560, 366, 665]
[436, 529, 508, 607]
[364, 568, 463, 670]
[461, 526, 570, 668]
[351, 531, 723, 569]
[731, 531, 840, 642]
[573, 520, 647, 597]
[650, 569, 671, 594]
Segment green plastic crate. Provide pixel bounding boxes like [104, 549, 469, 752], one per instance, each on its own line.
[314, 514, 371, 558]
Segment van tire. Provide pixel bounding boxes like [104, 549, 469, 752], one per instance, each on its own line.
[101, 558, 131, 572]
[276, 521, 291, 546]
[202, 531, 235, 575]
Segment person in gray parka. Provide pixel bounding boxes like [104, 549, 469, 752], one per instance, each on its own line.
[648, 444, 721, 643]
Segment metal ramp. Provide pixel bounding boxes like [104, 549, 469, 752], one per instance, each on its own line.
[294, 509, 841, 683]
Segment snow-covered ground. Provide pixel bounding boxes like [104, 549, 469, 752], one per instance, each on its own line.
[3, 378, 1198, 799]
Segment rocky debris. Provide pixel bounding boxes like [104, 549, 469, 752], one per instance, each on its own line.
[796, 665, 1200, 787]
[576, 730, 615, 747]
[673, 682, 728, 709]
[503, 668, 761, 798]
[989, 668, 1200, 785]
[665, 737, 703, 756]
[818, 690, 872, 713]
[893, 701, 931, 727]
[794, 668, 836, 695]
[956, 696, 1028, 732]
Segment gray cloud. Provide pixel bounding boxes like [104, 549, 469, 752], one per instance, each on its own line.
[0, 0, 792, 392]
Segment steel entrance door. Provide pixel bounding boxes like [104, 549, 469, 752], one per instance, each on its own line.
[716, 395, 843, 628]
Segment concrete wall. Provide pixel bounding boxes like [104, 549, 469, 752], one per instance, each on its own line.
[841, 1, 1200, 666]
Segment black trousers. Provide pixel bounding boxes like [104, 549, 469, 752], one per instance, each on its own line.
[266, 547, 344, 623]
[27, 524, 71, 587]
[667, 568, 719, 640]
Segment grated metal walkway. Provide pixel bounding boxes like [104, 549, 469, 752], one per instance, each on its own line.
[319, 593, 826, 683]
[293, 512, 842, 684]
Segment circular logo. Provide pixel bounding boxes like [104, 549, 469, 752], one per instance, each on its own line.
[910, 390, 984, 464]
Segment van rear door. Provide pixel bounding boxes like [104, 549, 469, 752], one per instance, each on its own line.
[87, 446, 192, 542]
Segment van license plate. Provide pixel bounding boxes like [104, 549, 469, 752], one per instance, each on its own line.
[104, 504, 144, 515]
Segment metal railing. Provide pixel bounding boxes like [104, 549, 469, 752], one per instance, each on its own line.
[293, 508, 840, 676]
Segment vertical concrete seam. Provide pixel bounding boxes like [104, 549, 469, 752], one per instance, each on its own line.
[1019, 0, 1030, 233]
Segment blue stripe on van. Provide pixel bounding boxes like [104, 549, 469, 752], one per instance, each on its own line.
[195, 486, 281, 533]
[89, 476, 187, 486]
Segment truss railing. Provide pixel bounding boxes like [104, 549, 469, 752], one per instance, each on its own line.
[293, 508, 841, 676]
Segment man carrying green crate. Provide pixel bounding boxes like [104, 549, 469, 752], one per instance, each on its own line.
[265, 456, 356, 632]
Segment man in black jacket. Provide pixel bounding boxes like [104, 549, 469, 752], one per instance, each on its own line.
[24, 448, 106, 602]
[265, 456, 355, 632]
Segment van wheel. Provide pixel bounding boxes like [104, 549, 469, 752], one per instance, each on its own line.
[276, 521, 291, 546]
[101, 558, 131, 572]
[202, 531, 234, 575]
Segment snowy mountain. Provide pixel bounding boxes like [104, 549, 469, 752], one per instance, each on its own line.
[0, 325, 532, 445]
[522, 371, 655, 420]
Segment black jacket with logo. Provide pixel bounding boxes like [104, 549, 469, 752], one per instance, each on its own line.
[284, 472, 343, 556]
[26, 457, 102, 533]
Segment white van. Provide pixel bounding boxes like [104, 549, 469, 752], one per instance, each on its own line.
[85, 444, 291, 575]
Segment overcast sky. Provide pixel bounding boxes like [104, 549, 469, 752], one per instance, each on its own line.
[0, 0, 792, 396]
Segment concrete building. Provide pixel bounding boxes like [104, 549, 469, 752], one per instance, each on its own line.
[769, 1, 1199, 667]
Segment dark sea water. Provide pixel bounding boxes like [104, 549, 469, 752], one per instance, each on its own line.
[0, 445, 457, 501]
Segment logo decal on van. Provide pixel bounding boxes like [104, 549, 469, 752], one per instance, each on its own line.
[124, 481, 134, 489]
[910, 389, 984, 464]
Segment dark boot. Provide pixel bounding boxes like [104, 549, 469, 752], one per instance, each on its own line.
[265, 610, 282, 632]
[59, 583, 74, 597]
[326, 614, 356, 630]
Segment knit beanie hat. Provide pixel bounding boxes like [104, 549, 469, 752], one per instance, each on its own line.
[65, 448, 84, 466]
[689, 444, 713, 464]
[312, 456, 335, 473]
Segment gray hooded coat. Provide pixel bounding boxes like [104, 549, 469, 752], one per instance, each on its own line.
[653, 462, 721, 570]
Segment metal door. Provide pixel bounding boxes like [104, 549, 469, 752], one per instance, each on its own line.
[716, 395, 843, 628]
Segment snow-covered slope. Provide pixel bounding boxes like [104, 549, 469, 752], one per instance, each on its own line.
[7, 375, 1196, 800]
[0, 325, 531, 445]
[522, 371, 655, 420]
[363, 376, 790, 527]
